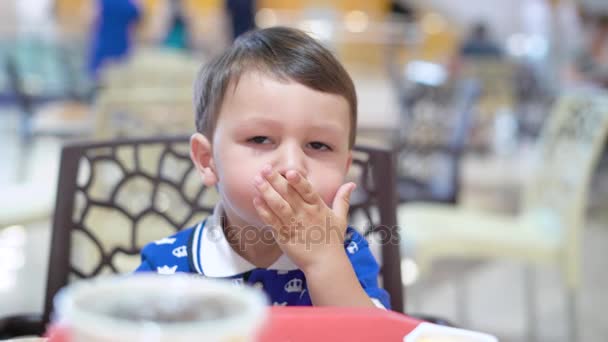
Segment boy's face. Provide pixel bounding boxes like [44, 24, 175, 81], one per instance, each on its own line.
[192, 72, 353, 229]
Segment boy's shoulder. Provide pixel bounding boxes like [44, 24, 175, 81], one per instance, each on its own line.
[139, 221, 205, 274]
[141, 223, 199, 252]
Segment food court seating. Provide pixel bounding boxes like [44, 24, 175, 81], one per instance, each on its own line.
[398, 90, 608, 341]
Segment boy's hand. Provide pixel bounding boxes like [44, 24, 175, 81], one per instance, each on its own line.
[252, 165, 356, 273]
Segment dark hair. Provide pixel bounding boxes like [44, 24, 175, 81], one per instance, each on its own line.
[472, 22, 488, 40]
[193, 26, 357, 147]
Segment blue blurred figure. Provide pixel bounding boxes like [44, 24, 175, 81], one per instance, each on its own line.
[163, 0, 191, 50]
[225, 0, 256, 41]
[88, 0, 141, 80]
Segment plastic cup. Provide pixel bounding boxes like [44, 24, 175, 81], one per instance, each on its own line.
[52, 274, 268, 342]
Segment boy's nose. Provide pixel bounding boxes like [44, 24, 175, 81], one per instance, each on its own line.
[275, 143, 308, 178]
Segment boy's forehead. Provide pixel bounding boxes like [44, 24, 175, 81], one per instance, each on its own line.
[228, 71, 302, 96]
[234, 115, 347, 137]
[220, 72, 351, 130]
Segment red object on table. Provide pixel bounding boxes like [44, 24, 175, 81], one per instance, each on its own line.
[258, 306, 423, 341]
[46, 307, 423, 341]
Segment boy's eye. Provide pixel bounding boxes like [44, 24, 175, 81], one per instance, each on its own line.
[248, 136, 271, 144]
[308, 142, 332, 151]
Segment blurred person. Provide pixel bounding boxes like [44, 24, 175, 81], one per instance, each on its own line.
[162, 0, 191, 51]
[459, 22, 503, 58]
[447, 22, 503, 79]
[134, 27, 390, 309]
[389, 0, 416, 22]
[570, 13, 608, 88]
[225, 0, 256, 41]
[88, 0, 141, 80]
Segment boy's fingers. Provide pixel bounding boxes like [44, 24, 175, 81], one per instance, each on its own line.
[253, 197, 292, 241]
[285, 170, 321, 204]
[262, 165, 298, 203]
[253, 197, 282, 231]
[255, 174, 293, 221]
[332, 182, 356, 219]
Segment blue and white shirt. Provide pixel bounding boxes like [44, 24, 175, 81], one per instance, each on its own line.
[135, 204, 390, 309]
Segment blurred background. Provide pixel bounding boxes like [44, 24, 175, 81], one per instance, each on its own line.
[1, 0, 607, 341]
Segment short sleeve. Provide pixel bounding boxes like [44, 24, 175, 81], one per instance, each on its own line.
[134, 244, 156, 272]
[133, 227, 195, 274]
[344, 228, 391, 309]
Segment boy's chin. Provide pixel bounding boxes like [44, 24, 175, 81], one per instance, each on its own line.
[246, 216, 275, 231]
[231, 210, 274, 231]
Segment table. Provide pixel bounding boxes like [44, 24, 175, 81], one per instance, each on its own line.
[258, 307, 422, 341]
[46, 307, 423, 341]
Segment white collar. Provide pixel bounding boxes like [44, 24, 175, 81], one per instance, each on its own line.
[190, 203, 298, 277]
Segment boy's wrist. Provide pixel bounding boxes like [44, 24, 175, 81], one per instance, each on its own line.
[300, 246, 350, 278]
[301, 249, 375, 308]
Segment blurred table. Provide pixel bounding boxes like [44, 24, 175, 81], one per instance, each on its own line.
[258, 306, 422, 341]
[47, 307, 423, 341]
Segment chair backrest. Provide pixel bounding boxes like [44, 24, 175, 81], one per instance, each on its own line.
[99, 48, 201, 90]
[5, 39, 87, 103]
[95, 49, 201, 139]
[44, 136, 403, 323]
[522, 91, 608, 286]
[394, 79, 480, 203]
[347, 145, 403, 312]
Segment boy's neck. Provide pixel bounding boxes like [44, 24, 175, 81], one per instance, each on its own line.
[221, 211, 284, 269]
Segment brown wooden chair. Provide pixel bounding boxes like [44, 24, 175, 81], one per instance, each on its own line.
[0, 135, 403, 338]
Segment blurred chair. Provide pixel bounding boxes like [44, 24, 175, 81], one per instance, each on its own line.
[458, 58, 517, 152]
[0, 44, 92, 227]
[512, 62, 554, 140]
[99, 48, 202, 87]
[345, 145, 403, 311]
[0, 136, 403, 338]
[95, 48, 202, 138]
[394, 79, 480, 205]
[385, 48, 480, 205]
[4, 41, 94, 143]
[398, 91, 608, 342]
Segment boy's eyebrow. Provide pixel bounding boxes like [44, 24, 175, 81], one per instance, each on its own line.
[236, 117, 346, 136]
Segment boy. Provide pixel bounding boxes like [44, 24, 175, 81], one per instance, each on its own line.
[136, 26, 390, 309]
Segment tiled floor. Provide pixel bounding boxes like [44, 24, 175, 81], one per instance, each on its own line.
[1, 78, 607, 342]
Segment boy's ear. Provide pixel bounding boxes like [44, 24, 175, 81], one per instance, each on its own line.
[190, 133, 218, 186]
[345, 151, 353, 174]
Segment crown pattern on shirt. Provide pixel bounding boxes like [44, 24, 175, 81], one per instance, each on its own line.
[172, 245, 187, 258]
[157, 265, 177, 275]
[284, 278, 303, 293]
[347, 241, 359, 254]
[154, 237, 176, 245]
